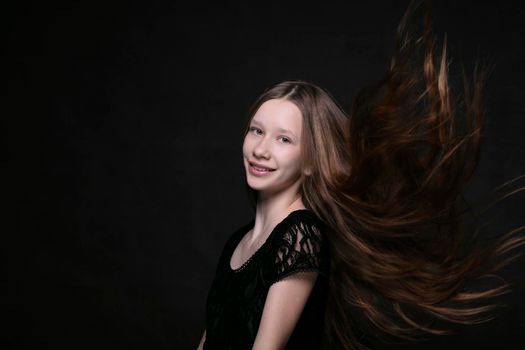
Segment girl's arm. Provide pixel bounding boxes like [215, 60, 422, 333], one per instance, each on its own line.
[196, 329, 206, 350]
[252, 271, 318, 350]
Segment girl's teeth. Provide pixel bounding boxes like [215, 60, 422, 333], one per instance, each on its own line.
[253, 165, 272, 171]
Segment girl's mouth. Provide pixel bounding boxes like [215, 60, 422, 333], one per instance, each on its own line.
[248, 162, 276, 176]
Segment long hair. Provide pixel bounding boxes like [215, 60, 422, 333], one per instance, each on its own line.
[242, 3, 525, 349]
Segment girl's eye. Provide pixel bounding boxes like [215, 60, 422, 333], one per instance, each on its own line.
[280, 136, 291, 144]
[250, 127, 263, 135]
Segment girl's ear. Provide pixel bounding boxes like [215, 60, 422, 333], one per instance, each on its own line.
[303, 167, 312, 176]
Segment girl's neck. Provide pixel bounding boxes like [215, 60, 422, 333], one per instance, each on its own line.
[250, 189, 306, 243]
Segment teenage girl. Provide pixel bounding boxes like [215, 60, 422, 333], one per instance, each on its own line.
[197, 3, 524, 349]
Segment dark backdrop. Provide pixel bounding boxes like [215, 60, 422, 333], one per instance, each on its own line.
[4, 1, 525, 349]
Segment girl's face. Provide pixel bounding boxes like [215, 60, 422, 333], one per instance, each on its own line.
[242, 99, 303, 196]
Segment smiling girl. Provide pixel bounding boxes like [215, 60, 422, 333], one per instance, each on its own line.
[197, 4, 524, 350]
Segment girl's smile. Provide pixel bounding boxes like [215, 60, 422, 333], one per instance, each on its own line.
[248, 161, 276, 176]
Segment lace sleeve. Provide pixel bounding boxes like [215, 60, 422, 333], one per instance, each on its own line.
[272, 219, 325, 284]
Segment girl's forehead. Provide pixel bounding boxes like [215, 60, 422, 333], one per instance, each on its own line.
[252, 99, 303, 132]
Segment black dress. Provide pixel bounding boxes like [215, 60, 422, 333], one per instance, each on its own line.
[204, 209, 330, 349]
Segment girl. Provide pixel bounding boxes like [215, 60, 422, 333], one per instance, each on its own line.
[198, 3, 524, 350]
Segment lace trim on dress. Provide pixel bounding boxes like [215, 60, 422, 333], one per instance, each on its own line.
[231, 251, 256, 273]
[274, 220, 323, 283]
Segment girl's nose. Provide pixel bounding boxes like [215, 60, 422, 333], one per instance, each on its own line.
[253, 138, 270, 159]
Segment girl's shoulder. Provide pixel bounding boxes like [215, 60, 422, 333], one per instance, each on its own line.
[270, 209, 328, 252]
[269, 209, 330, 282]
[277, 209, 327, 237]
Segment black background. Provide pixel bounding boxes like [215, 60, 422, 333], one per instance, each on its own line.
[4, 1, 525, 349]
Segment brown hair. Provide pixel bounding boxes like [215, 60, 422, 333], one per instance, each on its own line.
[242, 3, 525, 349]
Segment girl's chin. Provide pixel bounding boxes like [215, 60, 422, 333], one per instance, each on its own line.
[246, 181, 273, 192]
[246, 181, 288, 196]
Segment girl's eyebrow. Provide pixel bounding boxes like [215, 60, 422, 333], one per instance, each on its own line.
[277, 128, 297, 138]
[250, 119, 264, 127]
[251, 119, 297, 138]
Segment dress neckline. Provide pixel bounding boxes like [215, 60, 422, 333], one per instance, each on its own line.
[228, 209, 312, 273]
